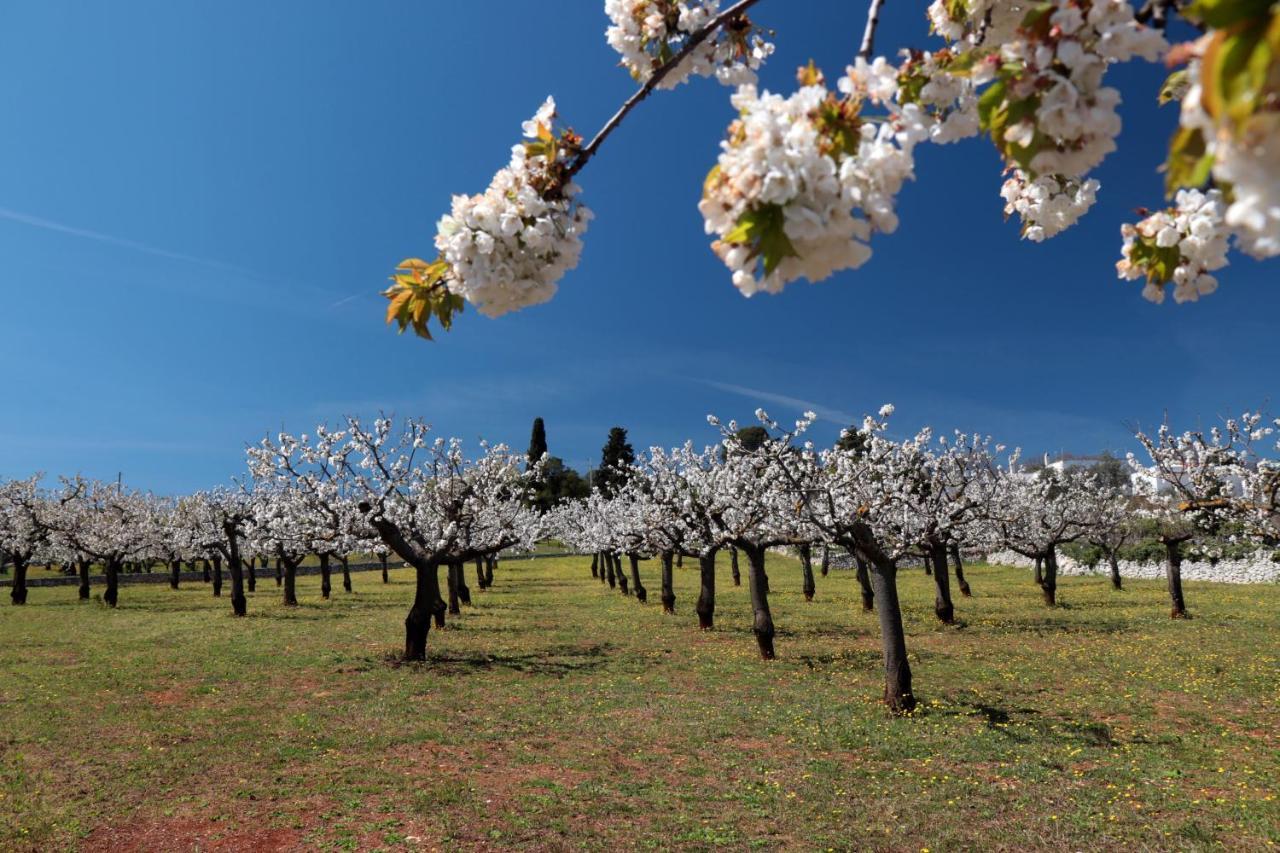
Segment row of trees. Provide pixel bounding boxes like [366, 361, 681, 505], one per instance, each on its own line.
[3, 407, 1276, 712]
[545, 407, 1278, 711]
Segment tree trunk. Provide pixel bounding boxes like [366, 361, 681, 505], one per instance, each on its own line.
[799, 543, 815, 601]
[628, 554, 646, 603]
[380, 554, 389, 584]
[659, 551, 675, 614]
[318, 553, 332, 599]
[1033, 555, 1043, 586]
[730, 546, 741, 586]
[949, 543, 971, 597]
[447, 561, 461, 615]
[868, 556, 914, 714]
[484, 556, 495, 588]
[226, 543, 247, 618]
[928, 540, 956, 624]
[340, 555, 352, 593]
[854, 554, 875, 612]
[1040, 549, 1058, 607]
[276, 557, 283, 587]
[615, 553, 629, 595]
[282, 557, 298, 606]
[202, 558, 211, 583]
[1108, 551, 1123, 590]
[676, 553, 683, 568]
[78, 560, 91, 600]
[1165, 539, 1188, 618]
[695, 551, 716, 629]
[923, 553, 932, 575]
[405, 560, 441, 661]
[590, 552, 599, 579]
[212, 555, 223, 598]
[456, 560, 471, 605]
[475, 557, 486, 590]
[246, 557, 256, 592]
[820, 545, 830, 577]
[9, 559, 28, 605]
[604, 551, 616, 589]
[104, 559, 120, 607]
[169, 559, 181, 590]
[743, 544, 775, 660]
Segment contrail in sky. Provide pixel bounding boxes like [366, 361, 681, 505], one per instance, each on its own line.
[696, 378, 857, 425]
[0, 204, 271, 281]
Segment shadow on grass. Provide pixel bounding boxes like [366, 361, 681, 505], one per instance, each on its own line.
[374, 643, 614, 678]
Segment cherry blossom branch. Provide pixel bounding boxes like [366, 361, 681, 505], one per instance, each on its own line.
[566, 0, 764, 180]
[858, 0, 887, 60]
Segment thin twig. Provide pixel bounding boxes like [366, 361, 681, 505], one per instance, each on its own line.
[859, 0, 887, 60]
[567, 0, 764, 179]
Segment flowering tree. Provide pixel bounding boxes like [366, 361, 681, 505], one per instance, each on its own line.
[991, 466, 1097, 606]
[385, 0, 1278, 338]
[249, 418, 539, 660]
[51, 478, 157, 608]
[1128, 411, 1264, 617]
[0, 476, 54, 606]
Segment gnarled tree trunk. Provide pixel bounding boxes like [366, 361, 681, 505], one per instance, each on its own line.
[659, 551, 675, 614]
[928, 539, 955, 624]
[456, 560, 471, 605]
[854, 554, 874, 612]
[484, 556, 495, 588]
[276, 557, 283, 587]
[319, 553, 332, 600]
[211, 555, 223, 598]
[590, 552, 599, 579]
[246, 557, 256, 593]
[1108, 551, 1122, 590]
[447, 561, 461, 615]
[820, 545, 830, 577]
[605, 551, 616, 589]
[9, 558, 28, 605]
[1165, 539, 1188, 618]
[475, 557, 487, 590]
[340, 555, 352, 593]
[628, 553, 646, 603]
[867, 555, 914, 713]
[405, 560, 442, 661]
[380, 554, 389, 584]
[615, 553, 629, 595]
[949, 543, 971, 597]
[78, 560, 91, 600]
[169, 559, 181, 590]
[799, 543, 815, 601]
[742, 543, 775, 660]
[1039, 549, 1058, 607]
[730, 546, 741, 587]
[202, 558, 211, 583]
[282, 556, 299, 606]
[104, 559, 121, 607]
[695, 551, 716, 629]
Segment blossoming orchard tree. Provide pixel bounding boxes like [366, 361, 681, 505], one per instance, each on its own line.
[384, 0, 1279, 338]
[1128, 410, 1272, 617]
[51, 478, 158, 608]
[0, 476, 53, 605]
[248, 418, 540, 660]
[990, 465, 1097, 606]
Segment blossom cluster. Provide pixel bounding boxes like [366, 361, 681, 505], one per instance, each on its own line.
[1116, 188, 1230, 304]
[604, 0, 773, 89]
[434, 98, 593, 318]
[1000, 170, 1098, 242]
[1176, 61, 1280, 260]
[699, 61, 926, 296]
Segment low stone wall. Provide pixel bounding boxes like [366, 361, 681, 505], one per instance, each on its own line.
[985, 549, 1280, 585]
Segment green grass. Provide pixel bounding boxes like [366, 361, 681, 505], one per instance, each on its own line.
[1, 556, 1277, 851]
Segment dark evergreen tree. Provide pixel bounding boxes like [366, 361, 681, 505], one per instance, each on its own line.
[596, 427, 635, 497]
[527, 417, 548, 467]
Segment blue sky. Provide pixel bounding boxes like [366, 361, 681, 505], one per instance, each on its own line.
[0, 2, 1275, 492]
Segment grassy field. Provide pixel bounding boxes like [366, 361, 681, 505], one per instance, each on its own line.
[1, 556, 1277, 851]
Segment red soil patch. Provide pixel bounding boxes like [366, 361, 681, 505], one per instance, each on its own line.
[83, 816, 304, 852]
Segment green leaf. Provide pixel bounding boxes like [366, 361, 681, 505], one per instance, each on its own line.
[1158, 69, 1191, 105]
[1164, 126, 1216, 195]
[725, 204, 799, 278]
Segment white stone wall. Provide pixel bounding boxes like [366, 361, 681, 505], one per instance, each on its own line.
[984, 549, 1280, 584]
